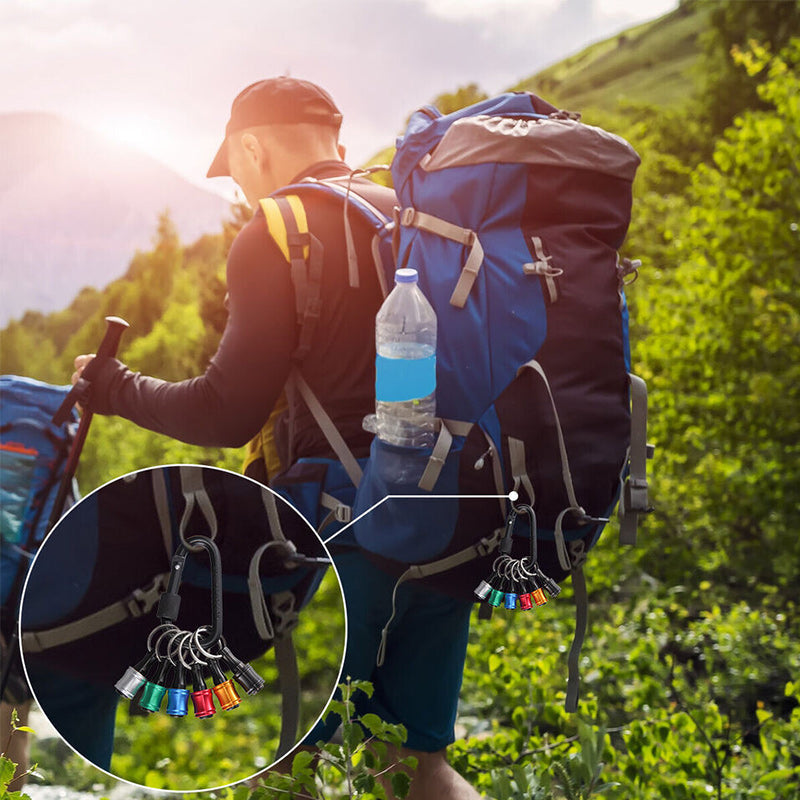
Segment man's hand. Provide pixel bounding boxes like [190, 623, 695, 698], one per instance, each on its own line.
[72, 354, 95, 386]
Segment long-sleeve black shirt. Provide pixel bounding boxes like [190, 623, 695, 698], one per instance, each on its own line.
[88, 161, 395, 463]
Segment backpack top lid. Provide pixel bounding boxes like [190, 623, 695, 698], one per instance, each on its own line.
[392, 92, 559, 192]
[392, 91, 640, 194]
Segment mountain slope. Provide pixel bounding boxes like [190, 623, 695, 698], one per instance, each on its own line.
[362, 3, 710, 170]
[513, 1, 712, 111]
[0, 112, 230, 325]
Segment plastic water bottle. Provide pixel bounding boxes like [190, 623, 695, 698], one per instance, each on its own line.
[369, 268, 437, 448]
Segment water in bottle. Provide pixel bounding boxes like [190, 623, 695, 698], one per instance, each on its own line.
[369, 268, 437, 448]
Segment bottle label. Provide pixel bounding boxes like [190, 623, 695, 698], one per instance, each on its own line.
[375, 353, 436, 402]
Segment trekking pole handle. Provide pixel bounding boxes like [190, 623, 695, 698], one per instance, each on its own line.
[52, 315, 130, 426]
[94, 316, 130, 362]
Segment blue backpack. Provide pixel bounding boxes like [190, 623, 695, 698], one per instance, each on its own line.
[263, 91, 653, 710]
[1, 375, 78, 612]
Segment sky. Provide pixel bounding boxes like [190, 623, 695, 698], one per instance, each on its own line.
[1, 0, 676, 199]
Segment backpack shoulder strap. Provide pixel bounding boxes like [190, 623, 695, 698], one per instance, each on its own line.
[257, 176, 395, 490]
[295, 174, 395, 297]
[263, 175, 395, 320]
[260, 194, 323, 363]
[288, 369, 362, 488]
[260, 176, 395, 363]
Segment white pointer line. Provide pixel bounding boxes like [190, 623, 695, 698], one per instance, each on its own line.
[323, 491, 519, 542]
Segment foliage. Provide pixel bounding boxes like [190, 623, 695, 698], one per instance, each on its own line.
[631, 39, 800, 596]
[1, 709, 35, 800]
[449, 588, 800, 800]
[697, 0, 800, 134]
[240, 678, 416, 799]
[431, 83, 488, 116]
[26, 734, 112, 794]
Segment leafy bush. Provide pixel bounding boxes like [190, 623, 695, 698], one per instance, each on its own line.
[2, 709, 35, 800]
[240, 678, 416, 799]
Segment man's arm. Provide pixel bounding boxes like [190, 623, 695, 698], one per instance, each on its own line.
[78, 217, 296, 448]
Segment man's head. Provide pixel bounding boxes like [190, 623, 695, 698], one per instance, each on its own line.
[207, 77, 343, 205]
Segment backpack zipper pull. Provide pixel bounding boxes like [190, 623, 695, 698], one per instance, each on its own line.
[474, 446, 494, 470]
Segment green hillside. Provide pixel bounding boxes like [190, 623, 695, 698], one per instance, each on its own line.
[365, 2, 711, 171]
[514, 1, 712, 111]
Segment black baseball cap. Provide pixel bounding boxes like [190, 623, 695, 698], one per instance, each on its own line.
[206, 76, 343, 178]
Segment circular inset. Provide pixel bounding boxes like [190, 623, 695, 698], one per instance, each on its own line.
[18, 465, 345, 791]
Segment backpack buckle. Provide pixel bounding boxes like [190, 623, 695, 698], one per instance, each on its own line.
[624, 477, 652, 514]
[271, 591, 299, 636]
[128, 573, 169, 618]
[476, 530, 503, 558]
[569, 539, 587, 569]
[400, 207, 417, 227]
[334, 504, 352, 523]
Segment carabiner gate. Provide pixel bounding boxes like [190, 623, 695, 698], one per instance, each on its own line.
[156, 535, 224, 649]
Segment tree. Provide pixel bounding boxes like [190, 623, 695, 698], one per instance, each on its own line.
[432, 83, 489, 115]
[635, 39, 800, 592]
[699, 0, 800, 133]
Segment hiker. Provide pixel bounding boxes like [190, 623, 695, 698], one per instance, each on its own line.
[72, 77, 481, 799]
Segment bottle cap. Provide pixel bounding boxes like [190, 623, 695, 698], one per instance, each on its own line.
[395, 268, 418, 283]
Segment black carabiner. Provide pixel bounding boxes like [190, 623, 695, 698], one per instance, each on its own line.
[501, 503, 537, 559]
[156, 535, 223, 649]
[513, 504, 537, 563]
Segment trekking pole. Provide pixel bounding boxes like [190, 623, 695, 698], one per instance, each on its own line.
[47, 315, 130, 532]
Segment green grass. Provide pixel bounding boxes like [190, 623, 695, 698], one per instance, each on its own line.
[512, 4, 711, 110]
[512, 2, 713, 111]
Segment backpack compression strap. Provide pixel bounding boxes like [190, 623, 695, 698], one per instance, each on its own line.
[21, 573, 170, 653]
[375, 527, 505, 667]
[513, 361, 651, 711]
[177, 465, 219, 546]
[395, 207, 484, 308]
[618, 374, 652, 546]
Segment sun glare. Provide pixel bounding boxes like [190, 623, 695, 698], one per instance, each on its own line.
[90, 113, 171, 158]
